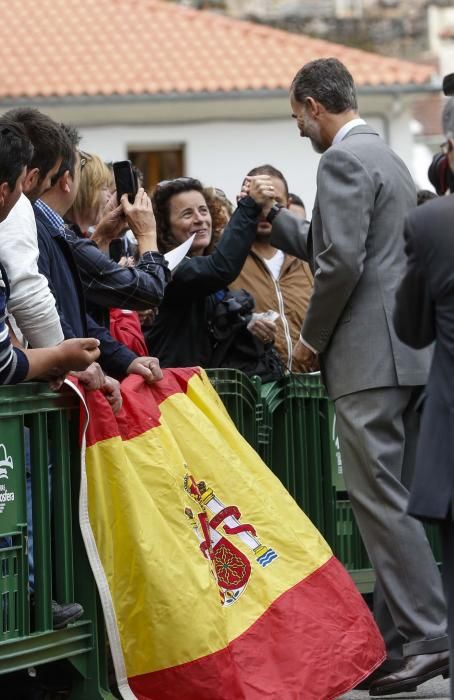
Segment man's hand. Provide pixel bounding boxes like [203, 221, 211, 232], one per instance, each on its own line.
[101, 375, 122, 415]
[247, 318, 277, 345]
[55, 338, 101, 372]
[292, 339, 319, 373]
[71, 361, 106, 390]
[243, 175, 276, 208]
[121, 189, 157, 242]
[126, 356, 163, 383]
[138, 307, 158, 328]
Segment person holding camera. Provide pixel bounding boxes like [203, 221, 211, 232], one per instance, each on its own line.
[61, 150, 170, 329]
[428, 96, 454, 196]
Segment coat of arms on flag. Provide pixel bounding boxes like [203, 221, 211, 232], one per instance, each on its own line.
[70, 368, 385, 700]
[184, 473, 278, 606]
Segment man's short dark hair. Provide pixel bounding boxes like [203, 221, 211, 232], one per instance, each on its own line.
[416, 189, 438, 206]
[288, 193, 305, 209]
[3, 108, 65, 182]
[247, 164, 289, 198]
[442, 97, 454, 137]
[291, 58, 358, 114]
[51, 123, 81, 185]
[0, 119, 33, 189]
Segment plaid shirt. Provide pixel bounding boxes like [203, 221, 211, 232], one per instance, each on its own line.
[65, 228, 170, 325]
[34, 199, 66, 234]
[35, 200, 170, 324]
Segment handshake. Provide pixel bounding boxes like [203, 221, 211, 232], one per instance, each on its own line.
[239, 175, 277, 216]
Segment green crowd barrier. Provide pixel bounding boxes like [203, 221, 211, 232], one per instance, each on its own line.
[206, 369, 443, 595]
[0, 374, 442, 692]
[0, 382, 114, 698]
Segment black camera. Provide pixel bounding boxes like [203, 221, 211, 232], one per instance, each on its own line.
[443, 73, 454, 97]
[427, 73, 454, 195]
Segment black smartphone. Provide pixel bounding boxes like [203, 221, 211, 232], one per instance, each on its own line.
[113, 160, 138, 204]
[109, 238, 127, 263]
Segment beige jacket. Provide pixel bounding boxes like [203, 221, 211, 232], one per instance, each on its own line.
[230, 248, 313, 371]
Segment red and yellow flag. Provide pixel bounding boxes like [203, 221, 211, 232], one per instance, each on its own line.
[74, 368, 384, 700]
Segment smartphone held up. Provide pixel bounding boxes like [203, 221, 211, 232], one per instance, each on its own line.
[113, 160, 138, 204]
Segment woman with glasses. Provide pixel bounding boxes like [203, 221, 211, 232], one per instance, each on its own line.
[66, 152, 114, 237]
[146, 176, 274, 368]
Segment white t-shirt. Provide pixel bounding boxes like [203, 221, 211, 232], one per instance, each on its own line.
[0, 194, 64, 347]
[263, 249, 285, 280]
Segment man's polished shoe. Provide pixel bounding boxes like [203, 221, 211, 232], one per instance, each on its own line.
[52, 600, 84, 629]
[354, 659, 403, 690]
[369, 650, 450, 696]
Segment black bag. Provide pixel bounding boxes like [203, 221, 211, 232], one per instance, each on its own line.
[209, 289, 286, 383]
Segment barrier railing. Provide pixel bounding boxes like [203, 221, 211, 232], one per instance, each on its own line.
[206, 369, 443, 595]
[0, 373, 441, 691]
[0, 382, 114, 698]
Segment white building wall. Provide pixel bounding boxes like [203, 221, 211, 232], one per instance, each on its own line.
[428, 5, 454, 80]
[78, 105, 414, 213]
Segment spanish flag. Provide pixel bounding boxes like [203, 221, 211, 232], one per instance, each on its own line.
[73, 368, 384, 700]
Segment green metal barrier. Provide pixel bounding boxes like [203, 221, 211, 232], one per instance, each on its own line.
[257, 372, 374, 589]
[0, 383, 114, 698]
[207, 368, 444, 595]
[206, 370, 374, 590]
[205, 368, 262, 451]
[257, 374, 335, 541]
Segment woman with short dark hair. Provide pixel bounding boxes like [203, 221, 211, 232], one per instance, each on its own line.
[146, 176, 273, 367]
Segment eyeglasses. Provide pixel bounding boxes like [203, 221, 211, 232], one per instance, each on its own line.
[79, 150, 92, 170]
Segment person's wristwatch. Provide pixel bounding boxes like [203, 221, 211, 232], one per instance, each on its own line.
[266, 202, 284, 224]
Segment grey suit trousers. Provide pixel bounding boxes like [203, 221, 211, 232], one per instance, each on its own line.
[335, 386, 448, 657]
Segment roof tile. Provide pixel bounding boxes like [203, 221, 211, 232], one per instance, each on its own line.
[0, 0, 435, 100]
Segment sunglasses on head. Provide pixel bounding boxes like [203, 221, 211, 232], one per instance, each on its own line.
[79, 150, 92, 170]
[156, 176, 194, 188]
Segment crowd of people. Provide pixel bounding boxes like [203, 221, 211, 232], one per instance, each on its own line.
[1, 55, 453, 698]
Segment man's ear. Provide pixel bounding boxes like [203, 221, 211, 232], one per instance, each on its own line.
[0, 182, 9, 210]
[23, 167, 39, 195]
[305, 96, 320, 118]
[60, 170, 71, 193]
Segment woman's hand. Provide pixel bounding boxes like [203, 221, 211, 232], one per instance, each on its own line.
[91, 191, 128, 252]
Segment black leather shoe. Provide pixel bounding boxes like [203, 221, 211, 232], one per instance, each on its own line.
[52, 600, 84, 629]
[369, 650, 450, 696]
[354, 659, 404, 690]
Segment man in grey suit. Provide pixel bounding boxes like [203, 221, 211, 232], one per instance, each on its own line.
[263, 58, 449, 695]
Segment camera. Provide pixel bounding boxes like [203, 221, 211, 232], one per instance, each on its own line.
[428, 151, 454, 196]
[109, 238, 128, 263]
[427, 73, 454, 194]
[443, 73, 454, 97]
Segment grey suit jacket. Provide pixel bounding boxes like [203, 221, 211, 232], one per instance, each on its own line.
[271, 124, 431, 400]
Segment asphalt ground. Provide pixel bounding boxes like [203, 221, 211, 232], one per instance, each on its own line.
[339, 676, 451, 699]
